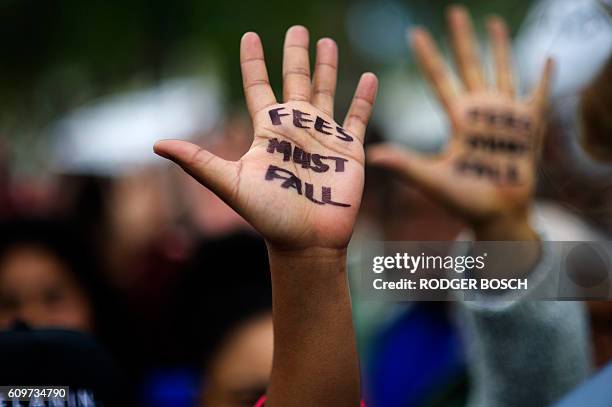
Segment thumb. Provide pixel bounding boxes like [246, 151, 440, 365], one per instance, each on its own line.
[527, 58, 554, 155]
[154, 139, 238, 202]
[529, 57, 554, 112]
[366, 143, 444, 193]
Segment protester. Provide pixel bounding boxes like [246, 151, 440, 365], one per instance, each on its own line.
[368, 6, 591, 407]
[0, 219, 119, 336]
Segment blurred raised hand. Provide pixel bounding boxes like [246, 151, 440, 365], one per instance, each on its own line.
[368, 6, 552, 239]
[155, 26, 377, 251]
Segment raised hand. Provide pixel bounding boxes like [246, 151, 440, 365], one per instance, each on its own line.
[154, 26, 377, 251]
[155, 27, 376, 407]
[368, 6, 552, 235]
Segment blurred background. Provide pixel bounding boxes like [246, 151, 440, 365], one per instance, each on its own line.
[0, 0, 611, 406]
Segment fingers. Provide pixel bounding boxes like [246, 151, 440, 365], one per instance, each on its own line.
[153, 140, 237, 203]
[487, 15, 514, 97]
[448, 5, 486, 92]
[311, 38, 338, 117]
[530, 57, 554, 111]
[283, 25, 311, 102]
[410, 27, 456, 113]
[367, 144, 443, 193]
[240, 32, 277, 117]
[343, 73, 378, 144]
[529, 58, 554, 152]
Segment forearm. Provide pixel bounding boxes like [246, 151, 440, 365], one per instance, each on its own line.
[472, 213, 537, 242]
[265, 246, 360, 407]
[471, 215, 540, 279]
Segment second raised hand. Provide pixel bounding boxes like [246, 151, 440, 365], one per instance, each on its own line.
[154, 26, 378, 251]
[367, 6, 552, 225]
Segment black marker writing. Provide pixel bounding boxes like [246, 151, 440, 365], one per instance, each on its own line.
[265, 165, 351, 207]
[305, 183, 324, 205]
[268, 107, 354, 142]
[311, 155, 330, 173]
[269, 107, 290, 125]
[336, 126, 353, 142]
[293, 109, 313, 128]
[466, 135, 529, 155]
[455, 159, 520, 185]
[266, 138, 348, 172]
[325, 156, 347, 172]
[506, 164, 519, 183]
[314, 116, 333, 135]
[321, 186, 350, 207]
[467, 108, 532, 133]
[267, 138, 292, 161]
[265, 165, 302, 193]
[293, 146, 311, 169]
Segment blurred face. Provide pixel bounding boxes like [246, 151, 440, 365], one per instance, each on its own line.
[0, 245, 93, 332]
[201, 314, 273, 407]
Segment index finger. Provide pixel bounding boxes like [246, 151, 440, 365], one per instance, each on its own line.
[448, 5, 486, 92]
[410, 27, 457, 114]
[343, 73, 378, 144]
[240, 32, 277, 117]
[529, 58, 554, 112]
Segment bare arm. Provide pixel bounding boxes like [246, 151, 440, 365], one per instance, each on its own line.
[266, 248, 359, 406]
[155, 26, 377, 407]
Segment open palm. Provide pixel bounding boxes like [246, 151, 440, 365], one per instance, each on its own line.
[368, 7, 552, 222]
[155, 26, 377, 250]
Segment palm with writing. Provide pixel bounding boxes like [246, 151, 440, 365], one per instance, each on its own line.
[155, 26, 377, 251]
[368, 7, 552, 230]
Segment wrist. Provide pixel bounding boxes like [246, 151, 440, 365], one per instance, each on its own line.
[266, 243, 350, 308]
[266, 244, 348, 265]
[471, 214, 543, 279]
[472, 213, 538, 241]
[264, 245, 358, 407]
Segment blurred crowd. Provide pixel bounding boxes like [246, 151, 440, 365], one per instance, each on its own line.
[0, 0, 611, 406]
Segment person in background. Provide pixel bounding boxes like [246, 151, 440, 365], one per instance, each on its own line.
[368, 6, 591, 407]
[0, 327, 125, 405]
[183, 234, 272, 407]
[576, 55, 612, 369]
[0, 218, 136, 401]
[138, 233, 272, 407]
[181, 234, 272, 407]
[0, 219, 109, 334]
[201, 314, 273, 407]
